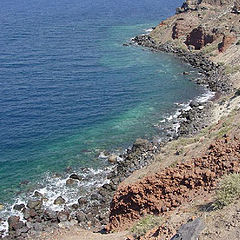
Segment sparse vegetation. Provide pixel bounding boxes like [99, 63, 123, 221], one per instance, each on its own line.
[218, 62, 225, 66]
[224, 65, 240, 75]
[131, 215, 162, 237]
[214, 173, 240, 209]
[202, 43, 218, 55]
[169, 160, 178, 168]
[174, 39, 188, 51]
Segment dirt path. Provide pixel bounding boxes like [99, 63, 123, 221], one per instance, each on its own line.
[27, 227, 129, 240]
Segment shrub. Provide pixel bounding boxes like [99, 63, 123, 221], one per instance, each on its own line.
[131, 215, 162, 237]
[214, 173, 240, 209]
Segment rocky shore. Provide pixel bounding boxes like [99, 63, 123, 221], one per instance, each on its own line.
[131, 35, 232, 93]
[0, 50, 221, 240]
[0, 86, 220, 240]
[0, 98, 218, 240]
[1, 0, 240, 239]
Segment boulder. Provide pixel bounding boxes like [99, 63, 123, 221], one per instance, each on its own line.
[190, 101, 200, 108]
[27, 199, 42, 210]
[43, 209, 58, 222]
[76, 212, 87, 223]
[57, 211, 69, 222]
[23, 208, 37, 220]
[8, 216, 24, 231]
[69, 173, 82, 181]
[78, 197, 87, 206]
[170, 218, 205, 240]
[66, 178, 77, 186]
[108, 154, 118, 163]
[90, 193, 100, 201]
[13, 203, 25, 212]
[53, 196, 66, 205]
[33, 191, 43, 199]
[132, 138, 149, 151]
[71, 203, 79, 210]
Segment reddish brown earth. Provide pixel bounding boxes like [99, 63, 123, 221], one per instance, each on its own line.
[172, 16, 199, 40]
[107, 134, 240, 232]
[185, 26, 215, 50]
[218, 33, 237, 52]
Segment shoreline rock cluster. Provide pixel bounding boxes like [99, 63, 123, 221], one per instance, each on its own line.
[1, 93, 215, 239]
[1, 38, 229, 240]
[2, 1, 238, 238]
[131, 35, 232, 93]
[0, 139, 163, 239]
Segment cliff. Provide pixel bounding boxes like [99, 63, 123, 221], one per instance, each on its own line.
[3, 1, 240, 240]
[106, 1, 240, 239]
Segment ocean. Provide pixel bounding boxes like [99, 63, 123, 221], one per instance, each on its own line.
[0, 0, 208, 227]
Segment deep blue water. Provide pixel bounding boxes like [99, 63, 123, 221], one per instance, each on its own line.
[0, 0, 205, 204]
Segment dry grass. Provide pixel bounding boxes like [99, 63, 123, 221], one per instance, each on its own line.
[214, 173, 240, 209]
[131, 215, 162, 237]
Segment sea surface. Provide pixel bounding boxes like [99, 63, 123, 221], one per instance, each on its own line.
[0, 0, 207, 217]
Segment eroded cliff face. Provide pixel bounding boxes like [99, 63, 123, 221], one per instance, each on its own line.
[107, 135, 240, 232]
[107, 0, 240, 236]
[178, 0, 235, 12]
[150, 0, 239, 53]
[218, 33, 237, 52]
[185, 26, 215, 50]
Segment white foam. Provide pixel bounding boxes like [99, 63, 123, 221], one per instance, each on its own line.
[144, 28, 153, 34]
[98, 152, 108, 159]
[0, 166, 114, 236]
[156, 87, 215, 137]
[196, 89, 215, 103]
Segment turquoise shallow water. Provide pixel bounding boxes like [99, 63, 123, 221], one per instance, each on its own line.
[0, 0, 206, 206]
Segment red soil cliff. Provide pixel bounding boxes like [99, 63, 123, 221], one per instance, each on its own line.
[107, 135, 240, 231]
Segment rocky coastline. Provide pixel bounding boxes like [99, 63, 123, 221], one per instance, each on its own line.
[0, 47, 226, 240]
[1, 0, 239, 239]
[131, 35, 232, 94]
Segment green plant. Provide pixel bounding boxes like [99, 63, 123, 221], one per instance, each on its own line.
[214, 173, 240, 209]
[202, 43, 218, 55]
[170, 160, 178, 168]
[131, 215, 162, 237]
[224, 65, 240, 75]
[218, 62, 225, 66]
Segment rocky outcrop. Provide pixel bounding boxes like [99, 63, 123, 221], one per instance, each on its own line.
[177, 0, 235, 13]
[107, 135, 240, 231]
[185, 26, 215, 50]
[202, 0, 235, 5]
[218, 33, 237, 52]
[8, 216, 24, 232]
[53, 196, 66, 205]
[179, 0, 200, 12]
[172, 17, 199, 39]
[170, 218, 205, 240]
